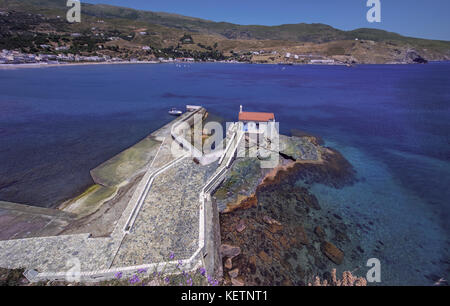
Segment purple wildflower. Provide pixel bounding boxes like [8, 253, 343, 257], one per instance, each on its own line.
[129, 274, 140, 285]
[186, 277, 193, 286]
[199, 267, 206, 276]
[169, 252, 175, 260]
[114, 272, 122, 280]
[165, 277, 170, 284]
[137, 268, 147, 274]
[207, 276, 219, 286]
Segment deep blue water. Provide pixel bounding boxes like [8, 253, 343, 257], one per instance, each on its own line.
[0, 63, 449, 284]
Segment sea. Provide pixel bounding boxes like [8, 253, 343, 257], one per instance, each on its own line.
[0, 62, 448, 285]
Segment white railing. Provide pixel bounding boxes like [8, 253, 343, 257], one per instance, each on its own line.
[123, 154, 186, 233]
[218, 133, 236, 165]
[171, 109, 204, 158]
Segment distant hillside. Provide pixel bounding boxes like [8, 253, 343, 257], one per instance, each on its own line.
[1, 0, 449, 64]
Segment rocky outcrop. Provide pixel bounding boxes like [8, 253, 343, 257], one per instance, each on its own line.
[279, 135, 320, 161]
[290, 130, 324, 146]
[217, 134, 361, 285]
[405, 49, 428, 64]
[223, 193, 258, 213]
[259, 147, 356, 191]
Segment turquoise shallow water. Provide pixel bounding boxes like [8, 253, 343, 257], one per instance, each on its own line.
[0, 62, 448, 284]
[308, 140, 448, 285]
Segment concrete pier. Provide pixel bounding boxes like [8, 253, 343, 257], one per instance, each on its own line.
[0, 107, 236, 282]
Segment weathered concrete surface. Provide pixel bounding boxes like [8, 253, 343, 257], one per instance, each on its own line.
[0, 108, 226, 282]
[112, 158, 217, 266]
[89, 109, 206, 188]
[60, 185, 118, 218]
[59, 174, 145, 238]
[57, 110, 200, 234]
[90, 137, 162, 187]
[0, 201, 76, 240]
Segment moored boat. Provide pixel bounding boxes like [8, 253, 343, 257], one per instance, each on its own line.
[168, 108, 183, 116]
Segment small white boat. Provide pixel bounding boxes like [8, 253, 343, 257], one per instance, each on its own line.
[168, 108, 183, 116]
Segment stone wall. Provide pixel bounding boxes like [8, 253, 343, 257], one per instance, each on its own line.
[202, 197, 223, 281]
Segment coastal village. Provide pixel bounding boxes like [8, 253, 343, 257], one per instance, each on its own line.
[0, 48, 341, 66]
[0, 48, 199, 65]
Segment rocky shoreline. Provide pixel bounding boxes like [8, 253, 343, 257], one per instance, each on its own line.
[215, 133, 368, 285]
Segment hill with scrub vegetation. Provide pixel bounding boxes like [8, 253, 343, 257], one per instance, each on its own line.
[0, 0, 449, 64]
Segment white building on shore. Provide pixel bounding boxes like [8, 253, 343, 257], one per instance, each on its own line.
[310, 59, 335, 64]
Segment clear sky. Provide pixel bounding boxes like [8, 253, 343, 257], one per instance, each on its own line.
[82, 0, 450, 41]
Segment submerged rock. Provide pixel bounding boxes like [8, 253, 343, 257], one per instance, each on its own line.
[258, 251, 272, 265]
[224, 257, 233, 269]
[296, 225, 310, 245]
[220, 244, 241, 259]
[262, 215, 281, 226]
[217, 133, 361, 285]
[268, 223, 283, 234]
[236, 220, 246, 233]
[321, 242, 344, 265]
[256, 147, 356, 191]
[231, 277, 245, 286]
[314, 226, 326, 240]
[229, 268, 239, 279]
[295, 187, 321, 210]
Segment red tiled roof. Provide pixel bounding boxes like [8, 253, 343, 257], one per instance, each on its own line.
[238, 111, 275, 122]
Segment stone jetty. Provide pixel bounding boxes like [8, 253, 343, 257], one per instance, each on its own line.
[0, 107, 237, 283]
